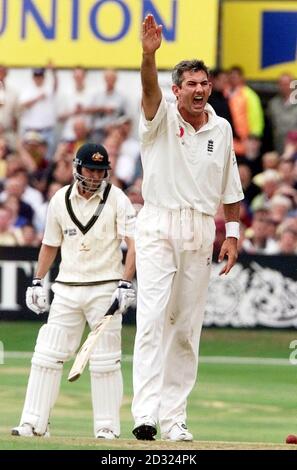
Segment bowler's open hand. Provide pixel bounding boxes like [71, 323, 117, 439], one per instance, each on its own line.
[218, 238, 238, 275]
[142, 14, 163, 54]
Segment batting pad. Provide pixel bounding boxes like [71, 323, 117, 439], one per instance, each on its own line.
[20, 324, 69, 435]
[89, 325, 122, 437]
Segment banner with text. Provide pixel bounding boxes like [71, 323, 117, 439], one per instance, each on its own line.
[0, 248, 296, 327]
[0, 0, 218, 69]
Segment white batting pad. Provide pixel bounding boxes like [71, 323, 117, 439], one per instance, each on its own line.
[89, 322, 122, 437]
[19, 324, 69, 435]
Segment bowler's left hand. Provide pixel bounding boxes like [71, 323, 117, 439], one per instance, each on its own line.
[218, 238, 238, 275]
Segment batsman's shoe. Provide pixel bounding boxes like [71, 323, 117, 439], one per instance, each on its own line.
[133, 419, 157, 441]
[11, 423, 50, 438]
[96, 429, 119, 440]
[162, 423, 193, 441]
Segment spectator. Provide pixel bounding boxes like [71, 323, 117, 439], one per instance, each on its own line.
[243, 135, 262, 175]
[22, 223, 40, 247]
[0, 136, 11, 180]
[18, 66, 58, 159]
[4, 153, 25, 179]
[277, 227, 297, 254]
[90, 69, 128, 143]
[0, 173, 35, 225]
[58, 66, 93, 141]
[0, 65, 19, 149]
[262, 151, 279, 171]
[238, 162, 261, 205]
[269, 194, 292, 221]
[278, 159, 296, 187]
[208, 68, 235, 131]
[0, 205, 23, 246]
[114, 116, 141, 187]
[71, 118, 91, 152]
[267, 73, 297, 154]
[251, 169, 281, 211]
[227, 66, 264, 156]
[4, 194, 30, 228]
[19, 130, 48, 173]
[241, 210, 277, 254]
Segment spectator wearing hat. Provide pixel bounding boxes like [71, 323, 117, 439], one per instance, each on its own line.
[18, 65, 58, 160]
[18, 130, 48, 173]
[251, 169, 282, 212]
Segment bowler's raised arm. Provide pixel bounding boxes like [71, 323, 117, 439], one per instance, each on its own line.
[141, 14, 163, 120]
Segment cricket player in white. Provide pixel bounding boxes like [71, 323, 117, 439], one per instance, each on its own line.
[12, 143, 136, 439]
[132, 15, 244, 441]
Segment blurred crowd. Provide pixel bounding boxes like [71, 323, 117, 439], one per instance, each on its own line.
[0, 64, 296, 255]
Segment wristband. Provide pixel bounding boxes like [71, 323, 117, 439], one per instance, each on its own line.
[32, 278, 42, 286]
[119, 280, 132, 288]
[225, 222, 240, 239]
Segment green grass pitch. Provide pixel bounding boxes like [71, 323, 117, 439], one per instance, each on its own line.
[0, 322, 297, 450]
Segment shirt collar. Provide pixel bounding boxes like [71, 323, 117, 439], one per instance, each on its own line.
[175, 102, 218, 132]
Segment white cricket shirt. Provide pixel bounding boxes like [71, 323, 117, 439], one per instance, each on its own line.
[43, 182, 136, 283]
[139, 96, 244, 215]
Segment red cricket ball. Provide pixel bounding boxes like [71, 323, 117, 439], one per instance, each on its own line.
[286, 434, 297, 444]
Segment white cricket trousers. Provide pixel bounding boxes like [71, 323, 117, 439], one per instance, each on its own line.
[132, 204, 215, 434]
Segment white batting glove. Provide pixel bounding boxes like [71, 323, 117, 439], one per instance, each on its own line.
[26, 278, 47, 315]
[111, 280, 136, 315]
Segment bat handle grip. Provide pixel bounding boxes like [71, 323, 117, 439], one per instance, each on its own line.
[104, 298, 119, 317]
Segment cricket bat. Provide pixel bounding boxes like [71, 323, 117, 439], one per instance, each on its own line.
[68, 299, 119, 382]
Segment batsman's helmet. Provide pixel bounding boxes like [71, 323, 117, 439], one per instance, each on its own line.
[74, 143, 111, 170]
[73, 143, 111, 192]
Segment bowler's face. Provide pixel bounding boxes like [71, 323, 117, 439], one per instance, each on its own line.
[172, 70, 212, 118]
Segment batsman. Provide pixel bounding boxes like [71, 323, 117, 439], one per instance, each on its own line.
[12, 143, 136, 439]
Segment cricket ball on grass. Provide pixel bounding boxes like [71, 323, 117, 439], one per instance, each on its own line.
[285, 434, 297, 444]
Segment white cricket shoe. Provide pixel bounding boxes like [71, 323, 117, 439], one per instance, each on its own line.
[96, 428, 118, 439]
[162, 423, 193, 441]
[11, 423, 50, 437]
